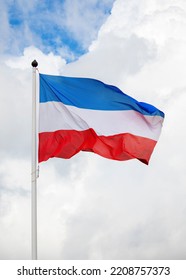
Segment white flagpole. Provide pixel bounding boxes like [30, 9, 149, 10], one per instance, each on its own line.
[31, 60, 38, 260]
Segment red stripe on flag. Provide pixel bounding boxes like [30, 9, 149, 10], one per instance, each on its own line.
[39, 129, 157, 164]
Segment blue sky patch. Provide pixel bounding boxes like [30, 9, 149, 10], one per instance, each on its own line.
[7, 0, 115, 62]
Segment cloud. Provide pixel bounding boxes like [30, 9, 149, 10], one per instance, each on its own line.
[59, 0, 186, 260]
[5, 46, 66, 73]
[0, 0, 186, 260]
[57, 0, 115, 49]
[0, 159, 31, 259]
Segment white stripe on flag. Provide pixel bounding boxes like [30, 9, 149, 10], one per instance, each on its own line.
[39, 101, 163, 140]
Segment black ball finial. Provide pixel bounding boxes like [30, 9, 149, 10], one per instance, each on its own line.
[31, 60, 38, 67]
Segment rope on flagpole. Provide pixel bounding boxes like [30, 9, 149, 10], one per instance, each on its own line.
[31, 60, 38, 260]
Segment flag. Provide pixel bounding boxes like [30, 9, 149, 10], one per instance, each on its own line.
[39, 74, 164, 164]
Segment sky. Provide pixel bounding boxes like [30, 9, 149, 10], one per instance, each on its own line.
[0, 0, 186, 260]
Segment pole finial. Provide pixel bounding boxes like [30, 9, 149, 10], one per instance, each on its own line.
[31, 60, 38, 68]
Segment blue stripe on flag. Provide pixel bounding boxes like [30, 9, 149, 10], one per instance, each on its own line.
[39, 74, 164, 117]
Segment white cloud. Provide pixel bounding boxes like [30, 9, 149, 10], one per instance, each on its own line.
[0, 159, 31, 259]
[54, 0, 115, 49]
[5, 46, 66, 73]
[0, 0, 186, 260]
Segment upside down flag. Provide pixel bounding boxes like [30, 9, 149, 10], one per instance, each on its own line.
[39, 74, 164, 165]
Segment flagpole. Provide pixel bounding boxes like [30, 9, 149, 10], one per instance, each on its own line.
[31, 60, 38, 260]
